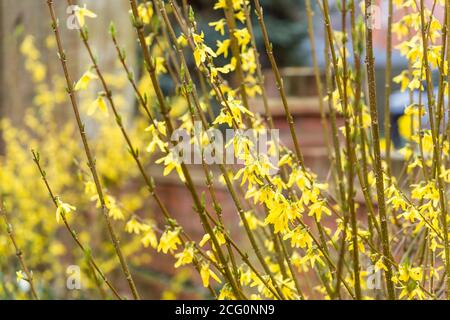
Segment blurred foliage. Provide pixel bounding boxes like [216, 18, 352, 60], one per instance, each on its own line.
[0, 34, 158, 299]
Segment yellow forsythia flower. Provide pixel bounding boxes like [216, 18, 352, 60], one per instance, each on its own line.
[174, 245, 195, 268]
[200, 263, 222, 287]
[125, 218, 150, 234]
[55, 198, 76, 224]
[141, 229, 158, 249]
[158, 228, 182, 254]
[74, 4, 97, 28]
[74, 70, 98, 91]
[137, 2, 153, 25]
[209, 19, 226, 36]
[199, 233, 211, 247]
[88, 95, 108, 116]
[16, 270, 26, 283]
[156, 152, 186, 182]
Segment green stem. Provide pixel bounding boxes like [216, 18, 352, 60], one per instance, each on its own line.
[364, 0, 396, 299]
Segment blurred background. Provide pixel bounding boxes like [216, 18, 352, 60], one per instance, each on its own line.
[0, 0, 408, 151]
[0, 0, 411, 299]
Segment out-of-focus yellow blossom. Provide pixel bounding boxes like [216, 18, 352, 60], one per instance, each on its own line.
[233, 29, 251, 47]
[141, 228, 158, 249]
[88, 94, 109, 116]
[177, 34, 188, 47]
[137, 2, 153, 25]
[125, 218, 150, 234]
[155, 151, 186, 182]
